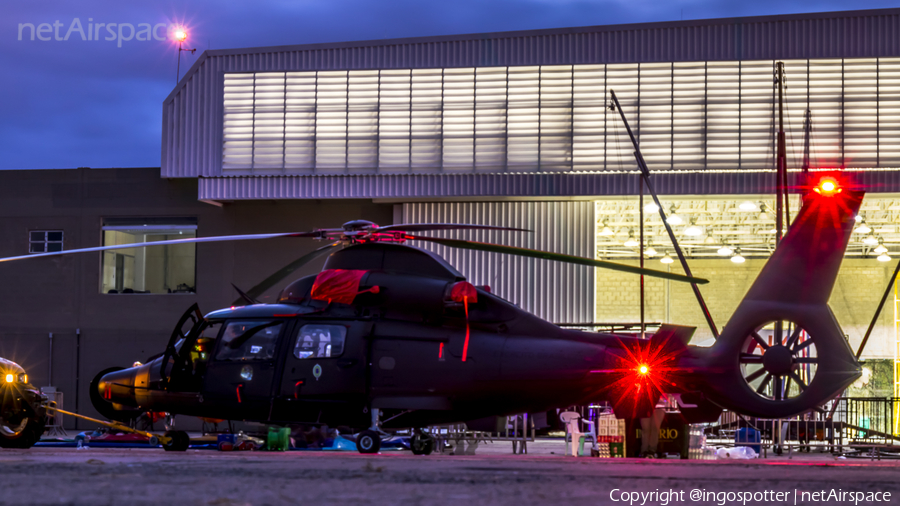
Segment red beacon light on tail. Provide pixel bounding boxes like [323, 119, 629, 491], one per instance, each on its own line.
[813, 177, 842, 196]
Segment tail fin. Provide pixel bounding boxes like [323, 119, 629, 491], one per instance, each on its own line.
[701, 182, 863, 418]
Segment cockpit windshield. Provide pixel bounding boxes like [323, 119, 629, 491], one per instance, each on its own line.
[215, 320, 284, 361]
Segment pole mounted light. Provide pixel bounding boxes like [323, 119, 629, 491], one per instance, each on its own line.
[175, 28, 196, 84]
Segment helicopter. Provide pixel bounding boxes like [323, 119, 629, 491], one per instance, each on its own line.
[0, 176, 862, 454]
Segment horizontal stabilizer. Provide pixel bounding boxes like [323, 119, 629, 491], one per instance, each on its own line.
[651, 324, 696, 351]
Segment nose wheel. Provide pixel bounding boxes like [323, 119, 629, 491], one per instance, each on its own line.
[739, 320, 818, 402]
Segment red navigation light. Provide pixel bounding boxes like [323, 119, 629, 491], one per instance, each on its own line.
[813, 177, 842, 196]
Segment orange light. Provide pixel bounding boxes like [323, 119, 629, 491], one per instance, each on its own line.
[639, 365, 649, 375]
[813, 178, 842, 196]
[174, 29, 187, 42]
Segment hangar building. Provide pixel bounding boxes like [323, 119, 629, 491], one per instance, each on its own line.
[4, 8, 900, 425]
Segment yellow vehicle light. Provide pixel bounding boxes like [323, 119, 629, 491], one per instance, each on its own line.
[23, 374, 27, 384]
[4, 374, 13, 383]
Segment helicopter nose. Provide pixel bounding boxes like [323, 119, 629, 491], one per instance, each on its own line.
[96, 368, 140, 408]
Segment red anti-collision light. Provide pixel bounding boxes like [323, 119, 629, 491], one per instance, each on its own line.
[813, 177, 842, 196]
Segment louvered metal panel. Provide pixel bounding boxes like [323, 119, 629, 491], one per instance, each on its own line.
[401, 201, 595, 323]
[164, 9, 900, 179]
[196, 169, 900, 200]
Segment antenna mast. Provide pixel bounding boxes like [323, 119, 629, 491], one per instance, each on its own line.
[774, 62, 789, 244]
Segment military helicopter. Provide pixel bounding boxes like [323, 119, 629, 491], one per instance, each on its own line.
[0, 176, 863, 454]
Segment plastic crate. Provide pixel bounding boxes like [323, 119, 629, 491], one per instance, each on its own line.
[267, 427, 291, 451]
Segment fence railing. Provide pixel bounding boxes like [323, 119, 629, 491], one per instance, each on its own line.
[705, 397, 900, 456]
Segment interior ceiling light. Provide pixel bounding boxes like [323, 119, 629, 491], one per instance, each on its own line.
[704, 231, 717, 244]
[874, 238, 888, 255]
[666, 205, 683, 225]
[660, 252, 674, 264]
[599, 221, 614, 236]
[877, 253, 892, 262]
[863, 233, 879, 246]
[623, 229, 639, 248]
[739, 201, 758, 211]
[758, 204, 770, 221]
[645, 246, 657, 257]
[731, 248, 746, 264]
[684, 220, 703, 236]
[855, 219, 872, 235]
[718, 245, 734, 256]
[644, 203, 659, 214]
[855, 214, 863, 223]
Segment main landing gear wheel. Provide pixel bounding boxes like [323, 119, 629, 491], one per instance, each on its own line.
[356, 430, 381, 454]
[410, 432, 435, 455]
[739, 320, 818, 403]
[162, 430, 190, 452]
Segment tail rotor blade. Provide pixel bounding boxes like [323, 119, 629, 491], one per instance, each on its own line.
[406, 235, 708, 284]
[240, 242, 341, 303]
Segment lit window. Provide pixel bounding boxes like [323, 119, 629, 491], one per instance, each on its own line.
[293, 325, 346, 359]
[29, 230, 63, 253]
[100, 218, 197, 294]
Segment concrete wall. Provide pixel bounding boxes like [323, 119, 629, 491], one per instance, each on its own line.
[596, 258, 897, 359]
[0, 168, 392, 428]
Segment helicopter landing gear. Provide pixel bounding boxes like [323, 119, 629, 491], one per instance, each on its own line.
[410, 430, 435, 455]
[356, 430, 381, 454]
[162, 430, 190, 452]
[355, 407, 388, 454]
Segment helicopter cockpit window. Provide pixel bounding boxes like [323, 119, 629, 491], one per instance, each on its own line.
[191, 322, 222, 367]
[293, 325, 346, 359]
[215, 320, 284, 361]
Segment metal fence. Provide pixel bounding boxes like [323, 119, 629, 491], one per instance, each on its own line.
[705, 397, 900, 457]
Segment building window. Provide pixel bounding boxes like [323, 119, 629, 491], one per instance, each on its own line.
[29, 230, 64, 253]
[100, 218, 197, 294]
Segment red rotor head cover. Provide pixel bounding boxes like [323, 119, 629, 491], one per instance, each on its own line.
[450, 281, 478, 304]
[311, 269, 368, 304]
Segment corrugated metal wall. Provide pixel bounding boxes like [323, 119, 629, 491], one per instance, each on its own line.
[164, 9, 900, 179]
[196, 169, 900, 200]
[401, 201, 595, 323]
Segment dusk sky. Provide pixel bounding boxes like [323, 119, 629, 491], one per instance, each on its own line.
[2, 0, 896, 170]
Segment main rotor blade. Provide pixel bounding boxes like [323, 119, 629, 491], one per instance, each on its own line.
[240, 242, 341, 303]
[378, 223, 529, 234]
[0, 231, 322, 264]
[231, 284, 259, 306]
[406, 235, 709, 284]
